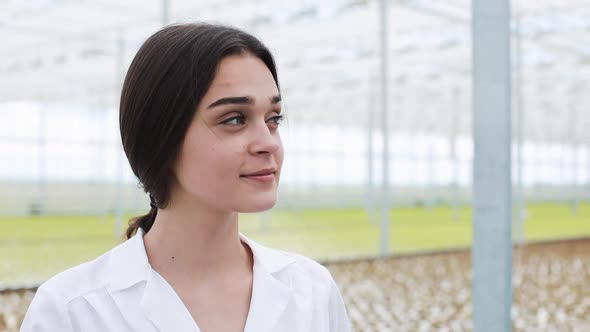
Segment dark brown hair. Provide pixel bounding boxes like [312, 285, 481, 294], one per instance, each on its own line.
[120, 23, 279, 239]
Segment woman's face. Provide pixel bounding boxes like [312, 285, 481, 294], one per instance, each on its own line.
[171, 53, 284, 213]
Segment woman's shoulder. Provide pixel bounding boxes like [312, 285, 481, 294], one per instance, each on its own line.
[35, 233, 143, 305]
[20, 248, 114, 330]
[278, 249, 333, 281]
[20, 235, 152, 331]
[35, 248, 113, 304]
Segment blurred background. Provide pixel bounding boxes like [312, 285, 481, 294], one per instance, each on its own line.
[1, 0, 589, 331]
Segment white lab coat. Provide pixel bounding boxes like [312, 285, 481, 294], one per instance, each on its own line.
[20, 228, 351, 332]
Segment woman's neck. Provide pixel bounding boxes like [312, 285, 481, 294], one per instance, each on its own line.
[142, 198, 250, 285]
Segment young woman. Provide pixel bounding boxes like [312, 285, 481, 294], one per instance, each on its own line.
[20, 23, 350, 331]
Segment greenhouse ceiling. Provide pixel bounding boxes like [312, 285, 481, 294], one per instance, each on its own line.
[1, 0, 589, 142]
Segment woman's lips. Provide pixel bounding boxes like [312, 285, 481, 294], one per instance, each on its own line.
[240, 169, 276, 183]
[241, 173, 275, 183]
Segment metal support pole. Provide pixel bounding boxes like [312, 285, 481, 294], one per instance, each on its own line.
[378, 0, 391, 256]
[472, 0, 512, 331]
[308, 120, 317, 203]
[162, 0, 170, 26]
[426, 127, 435, 210]
[89, 106, 102, 222]
[37, 104, 48, 216]
[96, 105, 107, 223]
[115, 31, 126, 237]
[294, 122, 303, 214]
[367, 75, 376, 224]
[568, 83, 578, 214]
[515, 12, 525, 245]
[451, 86, 460, 222]
[587, 144, 590, 205]
[306, 114, 317, 212]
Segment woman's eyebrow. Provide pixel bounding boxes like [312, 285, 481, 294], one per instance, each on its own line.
[207, 95, 281, 109]
[207, 96, 254, 109]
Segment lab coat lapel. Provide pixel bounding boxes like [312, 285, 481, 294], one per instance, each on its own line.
[140, 269, 201, 332]
[107, 228, 200, 332]
[243, 263, 292, 332]
[241, 233, 297, 332]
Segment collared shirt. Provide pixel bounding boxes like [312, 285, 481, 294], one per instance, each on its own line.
[20, 228, 351, 332]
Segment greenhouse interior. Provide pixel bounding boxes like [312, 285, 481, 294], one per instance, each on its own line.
[1, 0, 589, 331]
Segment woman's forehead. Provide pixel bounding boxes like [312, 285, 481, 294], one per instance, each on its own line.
[202, 55, 279, 106]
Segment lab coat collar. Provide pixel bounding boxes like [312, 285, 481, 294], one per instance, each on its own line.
[107, 228, 297, 289]
[107, 227, 152, 291]
[107, 227, 297, 332]
[238, 232, 297, 274]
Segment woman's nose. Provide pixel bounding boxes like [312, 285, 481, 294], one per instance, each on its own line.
[248, 121, 281, 155]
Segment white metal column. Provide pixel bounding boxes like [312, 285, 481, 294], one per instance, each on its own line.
[568, 83, 579, 214]
[367, 74, 376, 224]
[378, 0, 391, 256]
[514, 10, 525, 245]
[38, 103, 48, 215]
[451, 85, 460, 222]
[472, 0, 513, 331]
[162, 0, 170, 26]
[115, 31, 126, 236]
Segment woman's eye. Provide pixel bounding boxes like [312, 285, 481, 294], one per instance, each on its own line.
[221, 114, 246, 126]
[267, 115, 284, 126]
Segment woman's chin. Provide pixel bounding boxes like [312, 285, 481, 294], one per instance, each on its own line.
[237, 195, 278, 213]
